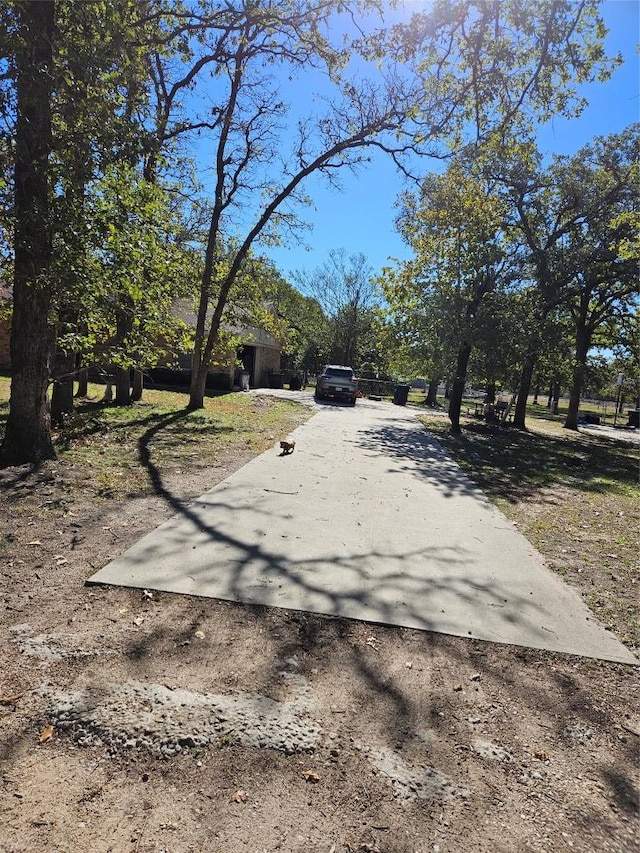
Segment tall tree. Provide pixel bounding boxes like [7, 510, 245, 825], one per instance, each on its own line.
[379, 258, 457, 405]
[272, 276, 330, 377]
[183, 0, 617, 410]
[77, 163, 197, 402]
[0, 2, 55, 465]
[49, 0, 152, 419]
[491, 126, 639, 430]
[1, 1, 157, 452]
[293, 250, 378, 369]
[559, 128, 639, 429]
[482, 140, 585, 429]
[383, 161, 512, 433]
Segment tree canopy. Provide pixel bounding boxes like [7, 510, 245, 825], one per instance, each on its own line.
[0, 0, 624, 463]
[380, 124, 639, 432]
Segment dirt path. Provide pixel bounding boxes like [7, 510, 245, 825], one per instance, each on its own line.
[1, 411, 638, 853]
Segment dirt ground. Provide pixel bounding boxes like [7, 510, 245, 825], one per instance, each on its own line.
[1, 436, 639, 853]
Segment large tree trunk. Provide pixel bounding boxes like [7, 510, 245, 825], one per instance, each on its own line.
[189, 357, 209, 410]
[50, 311, 77, 424]
[513, 349, 536, 430]
[426, 378, 439, 407]
[131, 368, 144, 401]
[114, 366, 131, 406]
[75, 360, 88, 398]
[564, 326, 590, 430]
[110, 301, 134, 406]
[0, 2, 55, 467]
[50, 348, 75, 426]
[448, 342, 472, 435]
[189, 311, 219, 409]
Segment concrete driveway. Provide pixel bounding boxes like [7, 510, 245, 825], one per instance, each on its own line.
[88, 395, 637, 665]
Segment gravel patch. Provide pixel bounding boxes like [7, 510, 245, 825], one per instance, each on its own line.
[472, 738, 513, 762]
[46, 677, 322, 757]
[10, 623, 110, 662]
[359, 743, 470, 803]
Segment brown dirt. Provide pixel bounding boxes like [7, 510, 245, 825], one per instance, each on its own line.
[1, 432, 639, 852]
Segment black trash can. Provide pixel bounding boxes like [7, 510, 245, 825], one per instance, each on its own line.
[393, 384, 410, 406]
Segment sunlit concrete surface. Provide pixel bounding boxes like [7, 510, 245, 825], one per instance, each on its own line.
[88, 397, 637, 665]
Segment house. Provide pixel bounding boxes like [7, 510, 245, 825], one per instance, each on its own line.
[152, 299, 283, 391]
[0, 285, 282, 391]
[0, 290, 283, 390]
[167, 322, 282, 390]
[231, 323, 283, 389]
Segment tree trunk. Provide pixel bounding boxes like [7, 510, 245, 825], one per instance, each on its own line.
[485, 381, 496, 404]
[131, 368, 144, 401]
[532, 384, 540, 405]
[513, 350, 536, 430]
[114, 366, 131, 406]
[75, 364, 88, 397]
[0, 2, 55, 467]
[189, 358, 208, 410]
[50, 348, 75, 426]
[102, 378, 113, 403]
[565, 377, 582, 429]
[50, 312, 77, 424]
[426, 378, 439, 407]
[448, 343, 472, 435]
[564, 327, 590, 430]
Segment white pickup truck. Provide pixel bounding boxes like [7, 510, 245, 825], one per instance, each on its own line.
[314, 365, 358, 406]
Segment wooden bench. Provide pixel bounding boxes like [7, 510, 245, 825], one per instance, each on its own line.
[465, 401, 485, 417]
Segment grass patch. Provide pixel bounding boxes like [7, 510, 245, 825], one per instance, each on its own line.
[0, 376, 311, 501]
[419, 412, 638, 501]
[418, 412, 640, 651]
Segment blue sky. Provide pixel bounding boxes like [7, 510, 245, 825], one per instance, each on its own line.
[264, 0, 639, 280]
